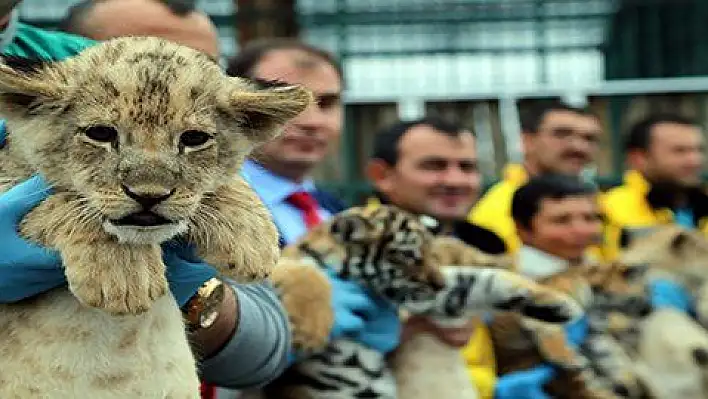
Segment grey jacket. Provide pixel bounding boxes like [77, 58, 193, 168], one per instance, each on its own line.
[200, 281, 291, 389]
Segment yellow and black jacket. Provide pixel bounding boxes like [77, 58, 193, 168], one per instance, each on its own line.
[600, 170, 708, 261]
[467, 164, 529, 254]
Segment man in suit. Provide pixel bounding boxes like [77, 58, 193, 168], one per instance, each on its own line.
[226, 39, 402, 396]
[228, 39, 348, 241]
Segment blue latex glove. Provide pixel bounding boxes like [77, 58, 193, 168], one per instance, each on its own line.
[565, 316, 589, 348]
[161, 240, 219, 307]
[0, 120, 66, 300]
[495, 365, 555, 399]
[326, 268, 375, 338]
[648, 278, 693, 313]
[351, 293, 401, 354]
[0, 174, 66, 301]
[325, 269, 401, 353]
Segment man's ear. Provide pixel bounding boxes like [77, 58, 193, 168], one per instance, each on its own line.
[366, 159, 395, 193]
[625, 149, 646, 171]
[0, 55, 68, 115]
[222, 77, 313, 144]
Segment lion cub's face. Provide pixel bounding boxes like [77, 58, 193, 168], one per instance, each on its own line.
[0, 37, 311, 243]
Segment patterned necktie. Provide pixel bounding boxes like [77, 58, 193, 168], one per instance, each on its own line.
[287, 191, 323, 229]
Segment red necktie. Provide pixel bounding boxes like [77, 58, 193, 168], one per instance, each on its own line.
[198, 192, 321, 399]
[200, 382, 216, 399]
[287, 191, 323, 229]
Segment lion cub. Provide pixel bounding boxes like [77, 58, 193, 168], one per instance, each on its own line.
[0, 37, 310, 397]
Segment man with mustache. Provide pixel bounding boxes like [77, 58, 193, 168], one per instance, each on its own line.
[365, 117, 506, 399]
[469, 101, 602, 255]
[453, 102, 601, 398]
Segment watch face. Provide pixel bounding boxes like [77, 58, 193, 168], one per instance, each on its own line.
[199, 308, 220, 329]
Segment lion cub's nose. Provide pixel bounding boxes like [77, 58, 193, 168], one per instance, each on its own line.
[122, 185, 175, 209]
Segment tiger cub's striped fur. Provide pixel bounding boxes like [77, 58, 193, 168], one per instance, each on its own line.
[266, 205, 583, 399]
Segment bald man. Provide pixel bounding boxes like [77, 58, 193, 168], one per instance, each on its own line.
[59, 0, 220, 60]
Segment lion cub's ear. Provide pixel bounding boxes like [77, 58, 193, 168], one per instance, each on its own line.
[222, 77, 313, 144]
[0, 56, 69, 116]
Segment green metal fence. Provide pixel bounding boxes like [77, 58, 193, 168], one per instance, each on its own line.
[18, 0, 708, 206]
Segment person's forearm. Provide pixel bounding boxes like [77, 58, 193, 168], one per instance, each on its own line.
[198, 281, 291, 389]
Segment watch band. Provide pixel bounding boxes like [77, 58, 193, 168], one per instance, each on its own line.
[183, 277, 225, 332]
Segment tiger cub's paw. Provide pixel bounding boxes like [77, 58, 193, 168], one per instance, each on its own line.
[494, 271, 584, 324]
[270, 259, 334, 353]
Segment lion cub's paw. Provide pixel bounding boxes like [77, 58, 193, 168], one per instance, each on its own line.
[496, 272, 584, 324]
[64, 243, 168, 315]
[200, 243, 278, 283]
[271, 260, 334, 353]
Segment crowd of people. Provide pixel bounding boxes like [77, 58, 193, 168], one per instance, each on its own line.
[0, 1, 706, 398]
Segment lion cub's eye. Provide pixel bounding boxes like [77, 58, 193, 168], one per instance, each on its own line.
[180, 130, 212, 148]
[84, 125, 118, 143]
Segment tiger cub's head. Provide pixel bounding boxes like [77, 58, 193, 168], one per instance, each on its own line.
[291, 205, 446, 311]
[579, 261, 651, 337]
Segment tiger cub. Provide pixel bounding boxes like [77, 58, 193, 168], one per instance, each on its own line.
[489, 261, 650, 399]
[266, 204, 583, 399]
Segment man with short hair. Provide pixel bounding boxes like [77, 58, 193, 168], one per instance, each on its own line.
[366, 116, 506, 399]
[469, 101, 603, 254]
[494, 174, 602, 399]
[58, 0, 220, 60]
[227, 39, 344, 218]
[226, 39, 402, 397]
[602, 113, 707, 260]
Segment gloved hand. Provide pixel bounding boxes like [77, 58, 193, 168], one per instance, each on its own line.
[648, 278, 693, 313]
[326, 268, 376, 338]
[161, 240, 219, 307]
[352, 293, 401, 354]
[325, 269, 401, 353]
[0, 174, 65, 301]
[494, 365, 555, 399]
[565, 315, 589, 348]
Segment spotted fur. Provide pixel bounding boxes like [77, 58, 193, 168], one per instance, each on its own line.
[0, 37, 311, 397]
[264, 205, 583, 399]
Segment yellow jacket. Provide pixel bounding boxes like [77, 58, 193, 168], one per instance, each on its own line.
[468, 164, 529, 254]
[461, 165, 532, 398]
[462, 318, 497, 399]
[601, 170, 708, 260]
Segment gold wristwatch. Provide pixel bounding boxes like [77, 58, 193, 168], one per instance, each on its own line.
[183, 277, 225, 332]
